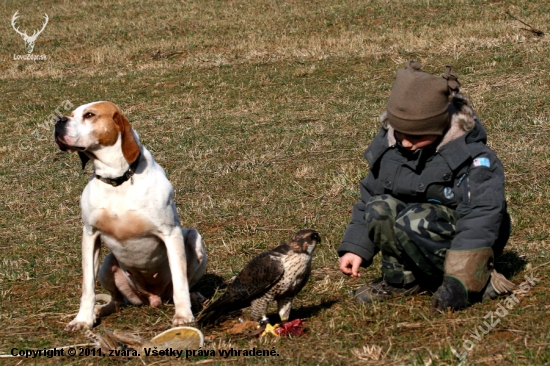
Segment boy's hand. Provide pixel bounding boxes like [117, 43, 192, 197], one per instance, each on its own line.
[339, 252, 363, 278]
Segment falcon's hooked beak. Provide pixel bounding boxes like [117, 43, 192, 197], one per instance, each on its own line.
[306, 231, 321, 254]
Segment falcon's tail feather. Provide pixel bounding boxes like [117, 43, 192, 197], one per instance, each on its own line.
[196, 296, 234, 326]
[196, 309, 217, 326]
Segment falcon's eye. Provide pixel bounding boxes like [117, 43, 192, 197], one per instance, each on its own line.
[83, 112, 95, 119]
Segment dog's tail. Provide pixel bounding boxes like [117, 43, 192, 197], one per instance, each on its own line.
[96, 293, 112, 303]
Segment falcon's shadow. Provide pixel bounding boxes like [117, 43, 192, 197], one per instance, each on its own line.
[193, 273, 338, 322]
[266, 299, 339, 323]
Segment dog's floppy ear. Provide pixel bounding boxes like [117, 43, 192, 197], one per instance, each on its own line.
[78, 152, 90, 170]
[113, 111, 140, 163]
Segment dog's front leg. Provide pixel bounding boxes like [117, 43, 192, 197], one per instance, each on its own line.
[164, 227, 194, 325]
[65, 228, 100, 331]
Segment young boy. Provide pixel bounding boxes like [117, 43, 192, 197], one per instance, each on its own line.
[338, 61, 515, 311]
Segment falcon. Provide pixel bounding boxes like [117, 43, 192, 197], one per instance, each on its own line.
[197, 229, 320, 326]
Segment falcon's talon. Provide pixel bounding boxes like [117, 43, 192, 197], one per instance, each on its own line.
[261, 323, 280, 337]
[259, 316, 270, 326]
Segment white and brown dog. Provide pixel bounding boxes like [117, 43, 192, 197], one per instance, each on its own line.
[54, 101, 207, 331]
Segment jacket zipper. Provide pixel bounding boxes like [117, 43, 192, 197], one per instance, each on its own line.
[465, 173, 471, 203]
[457, 172, 471, 203]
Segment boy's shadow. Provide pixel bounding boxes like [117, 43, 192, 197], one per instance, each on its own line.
[494, 250, 527, 279]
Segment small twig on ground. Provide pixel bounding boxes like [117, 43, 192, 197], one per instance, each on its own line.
[532, 260, 550, 271]
[505, 11, 544, 36]
[152, 50, 186, 60]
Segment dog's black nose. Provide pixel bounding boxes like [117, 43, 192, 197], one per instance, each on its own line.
[56, 116, 68, 124]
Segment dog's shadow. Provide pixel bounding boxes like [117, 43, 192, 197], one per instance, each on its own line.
[192, 273, 226, 300]
[494, 250, 528, 279]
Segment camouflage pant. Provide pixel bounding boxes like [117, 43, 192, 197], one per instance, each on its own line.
[365, 195, 457, 289]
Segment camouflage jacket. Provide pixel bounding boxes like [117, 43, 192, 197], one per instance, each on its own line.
[338, 111, 510, 266]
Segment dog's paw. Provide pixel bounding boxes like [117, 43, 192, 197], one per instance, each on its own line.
[64, 318, 93, 332]
[172, 313, 195, 327]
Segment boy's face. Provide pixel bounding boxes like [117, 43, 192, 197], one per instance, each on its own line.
[394, 131, 439, 151]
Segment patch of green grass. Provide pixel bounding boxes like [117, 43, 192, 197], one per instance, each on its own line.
[1, 0, 549, 364]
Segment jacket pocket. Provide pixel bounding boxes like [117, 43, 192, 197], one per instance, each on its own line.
[377, 159, 400, 194]
[421, 165, 461, 207]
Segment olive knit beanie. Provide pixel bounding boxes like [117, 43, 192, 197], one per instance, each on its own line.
[386, 61, 460, 136]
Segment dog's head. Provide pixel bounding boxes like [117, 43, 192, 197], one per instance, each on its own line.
[54, 101, 140, 168]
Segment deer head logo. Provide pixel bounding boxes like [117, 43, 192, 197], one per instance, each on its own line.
[11, 11, 49, 54]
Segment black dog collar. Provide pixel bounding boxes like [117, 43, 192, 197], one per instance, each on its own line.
[95, 153, 141, 187]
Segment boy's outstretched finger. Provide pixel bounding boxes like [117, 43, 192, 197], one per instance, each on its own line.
[350, 260, 361, 278]
[339, 253, 362, 278]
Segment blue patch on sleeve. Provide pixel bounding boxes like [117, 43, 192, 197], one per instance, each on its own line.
[473, 157, 491, 168]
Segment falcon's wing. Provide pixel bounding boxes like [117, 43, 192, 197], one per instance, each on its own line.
[197, 251, 285, 325]
[229, 251, 285, 299]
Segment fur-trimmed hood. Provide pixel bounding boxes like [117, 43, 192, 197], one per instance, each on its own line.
[380, 93, 482, 151]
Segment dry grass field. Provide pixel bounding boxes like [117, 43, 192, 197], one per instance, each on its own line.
[1, 0, 549, 364]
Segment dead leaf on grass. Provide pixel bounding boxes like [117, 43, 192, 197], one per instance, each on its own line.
[226, 320, 259, 335]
